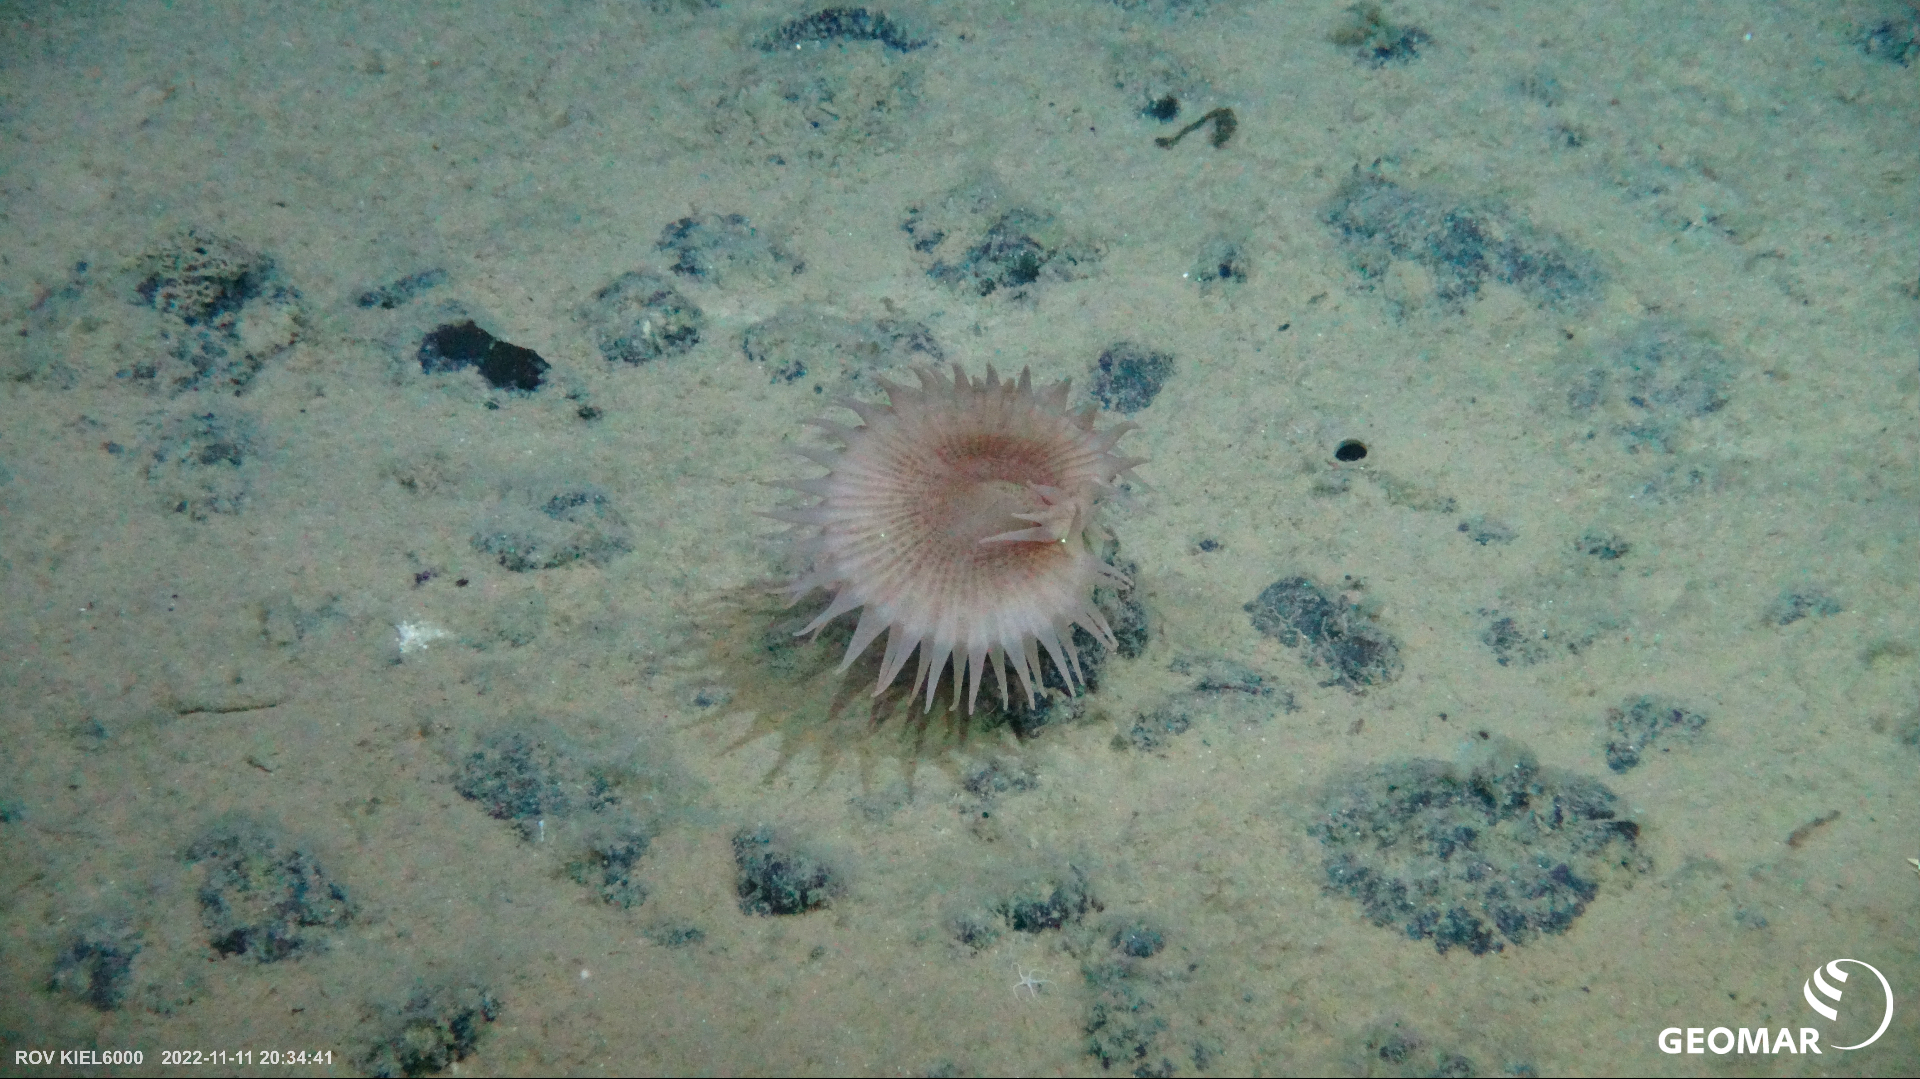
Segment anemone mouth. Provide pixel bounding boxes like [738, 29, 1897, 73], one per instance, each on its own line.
[772, 364, 1142, 713]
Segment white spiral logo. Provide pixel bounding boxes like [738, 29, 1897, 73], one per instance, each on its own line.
[1803, 959, 1894, 1051]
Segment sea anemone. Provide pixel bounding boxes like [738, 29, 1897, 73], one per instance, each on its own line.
[771, 364, 1144, 714]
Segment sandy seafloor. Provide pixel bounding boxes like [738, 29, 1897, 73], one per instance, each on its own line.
[1, 0, 1917, 1075]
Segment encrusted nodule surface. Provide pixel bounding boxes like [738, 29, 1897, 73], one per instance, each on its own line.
[1311, 743, 1649, 954]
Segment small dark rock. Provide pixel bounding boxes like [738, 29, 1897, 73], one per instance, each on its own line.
[1245, 576, 1401, 689]
[963, 757, 1039, 798]
[644, 921, 707, 948]
[1000, 867, 1096, 932]
[567, 830, 652, 909]
[1113, 923, 1165, 958]
[1125, 700, 1194, 751]
[1763, 589, 1842, 627]
[472, 486, 633, 573]
[761, 8, 929, 53]
[1457, 515, 1516, 546]
[124, 230, 302, 393]
[359, 985, 500, 1079]
[656, 214, 801, 284]
[733, 827, 839, 916]
[49, 926, 140, 1011]
[1169, 655, 1281, 698]
[1859, 10, 1920, 65]
[740, 308, 941, 385]
[187, 820, 352, 963]
[357, 269, 446, 309]
[135, 231, 270, 325]
[1193, 236, 1249, 291]
[1091, 342, 1174, 414]
[142, 408, 259, 519]
[1084, 957, 1171, 1073]
[579, 271, 705, 365]
[913, 206, 1099, 299]
[1566, 321, 1732, 453]
[1603, 696, 1707, 773]
[1575, 529, 1632, 560]
[1330, 2, 1431, 66]
[453, 728, 580, 834]
[950, 909, 1003, 952]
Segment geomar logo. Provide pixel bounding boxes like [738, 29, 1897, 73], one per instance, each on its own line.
[1657, 956, 1894, 1056]
[1803, 959, 1894, 1051]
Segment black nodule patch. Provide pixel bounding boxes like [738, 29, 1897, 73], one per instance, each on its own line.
[1326, 173, 1600, 311]
[418, 320, 549, 393]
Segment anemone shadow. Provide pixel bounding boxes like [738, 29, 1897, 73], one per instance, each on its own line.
[676, 587, 1085, 793]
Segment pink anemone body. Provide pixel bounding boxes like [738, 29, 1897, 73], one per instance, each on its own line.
[772, 364, 1143, 713]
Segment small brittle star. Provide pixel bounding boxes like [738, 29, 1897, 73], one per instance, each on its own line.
[1012, 967, 1051, 998]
